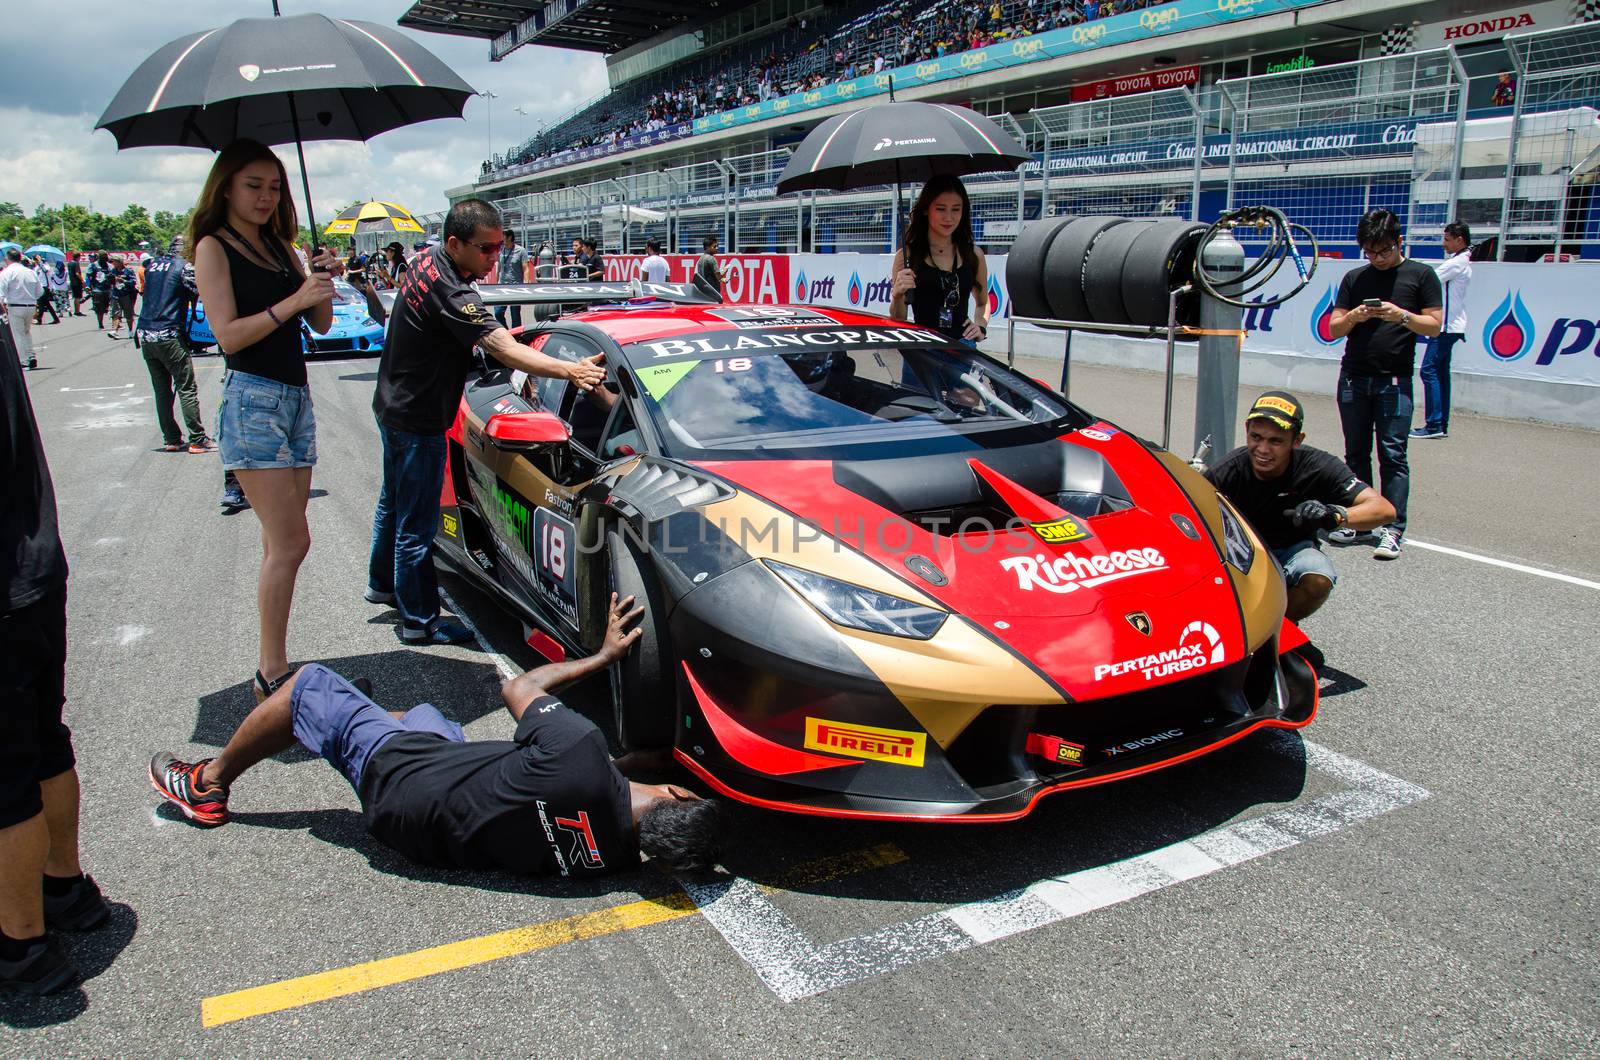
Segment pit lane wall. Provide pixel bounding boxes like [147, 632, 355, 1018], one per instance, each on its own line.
[602, 253, 1600, 429]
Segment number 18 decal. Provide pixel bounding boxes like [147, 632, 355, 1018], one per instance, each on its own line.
[532, 508, 579, 625]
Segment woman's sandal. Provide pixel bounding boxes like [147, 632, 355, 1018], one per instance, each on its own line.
[253, 669, 294, 704]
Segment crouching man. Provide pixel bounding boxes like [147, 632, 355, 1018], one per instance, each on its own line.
[150, 594, 724, 876]
[1205, 391, 1395, 622]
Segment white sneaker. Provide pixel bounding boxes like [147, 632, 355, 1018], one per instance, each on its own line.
[1326, 527, 1361, 544]
[1373, 527, 1402, 560]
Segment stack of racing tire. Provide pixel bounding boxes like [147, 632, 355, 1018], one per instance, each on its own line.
[1006, 216, 1207, 331]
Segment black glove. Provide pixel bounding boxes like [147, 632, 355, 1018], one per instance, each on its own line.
[1283, 499, 1346, 531]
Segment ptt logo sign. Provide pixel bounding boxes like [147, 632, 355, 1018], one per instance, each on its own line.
[1308, 287, 1341, 347]
[987, 273, 1004, 319]
[1140, 7, 1179, 30]
[794, 271, 837, 303]
[844, 270, 894, 309]
[1479, 288, 1600, 369]
[1072, 23, 1106, 44]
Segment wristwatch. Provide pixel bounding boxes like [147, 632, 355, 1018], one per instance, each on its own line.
[1400, 311, 1411, 328]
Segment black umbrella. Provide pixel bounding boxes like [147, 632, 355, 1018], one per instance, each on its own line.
[95, 6, 474, 252]
[775, 101, 1029, 195]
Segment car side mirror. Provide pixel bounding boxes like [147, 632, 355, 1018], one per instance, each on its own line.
[484, 410, 569, 450]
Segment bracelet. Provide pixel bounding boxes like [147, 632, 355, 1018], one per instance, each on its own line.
[265, 304, 283, 327]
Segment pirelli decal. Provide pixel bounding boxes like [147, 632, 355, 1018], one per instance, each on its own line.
[804, 718, 927, 767]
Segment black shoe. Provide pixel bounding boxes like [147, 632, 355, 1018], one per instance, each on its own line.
[220, 486, 250, 512]
[0, 937, 78, 995]
[400, 619, 475, 645]
[26, 358, 36, 371]
[43, 874, 110, 932]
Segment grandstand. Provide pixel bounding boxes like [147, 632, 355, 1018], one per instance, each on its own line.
[404, 0, 1600, 261]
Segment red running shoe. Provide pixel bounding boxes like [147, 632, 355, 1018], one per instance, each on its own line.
[149, 754, 229, 826]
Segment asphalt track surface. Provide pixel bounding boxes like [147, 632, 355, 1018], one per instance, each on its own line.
[4, 314, 1598, 1054]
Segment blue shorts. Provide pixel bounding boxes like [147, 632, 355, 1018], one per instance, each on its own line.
[1273, 539, 1338, 587]
[289, 664, 464, 792]
[218, 369, 317, 471]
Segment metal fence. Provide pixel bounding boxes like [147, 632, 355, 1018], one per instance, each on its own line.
[465, 23, 1600, 263]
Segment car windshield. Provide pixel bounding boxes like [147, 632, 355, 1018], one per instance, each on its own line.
[332, 281, 364, 306]
[621, 339, 1088, 460]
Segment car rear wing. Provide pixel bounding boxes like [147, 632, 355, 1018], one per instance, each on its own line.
[475, 275, 723, 306]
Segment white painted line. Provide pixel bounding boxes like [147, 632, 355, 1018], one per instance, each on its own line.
[436, 586, 520, 682]
[686, 731, 1431, 1002]
[60, 384, 135, 392]
[1407, 538, 1600, 591]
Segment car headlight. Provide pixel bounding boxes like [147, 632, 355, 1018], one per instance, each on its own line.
[765, 561, 947, 640]
[1216, 497, 1255, 574]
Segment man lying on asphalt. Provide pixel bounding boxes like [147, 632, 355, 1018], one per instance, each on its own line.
[1204, 391, 1395, 623]
[150, 594, 724, 876]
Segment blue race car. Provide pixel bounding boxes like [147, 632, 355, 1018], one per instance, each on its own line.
[185, 281, 384, 357]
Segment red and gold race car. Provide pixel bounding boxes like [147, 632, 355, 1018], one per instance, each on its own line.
[437, 281, 1318, 821]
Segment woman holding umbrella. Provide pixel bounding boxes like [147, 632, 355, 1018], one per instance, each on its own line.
[888, 175, 990, 348]
[188, 138, 340, 703]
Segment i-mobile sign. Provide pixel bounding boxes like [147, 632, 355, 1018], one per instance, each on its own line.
[1070, 65, 1199, 102]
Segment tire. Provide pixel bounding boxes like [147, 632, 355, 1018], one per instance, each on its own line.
[1004, 216, 1073, 321]
[1081, 219, 1155, 325]
[1121, 220, 1207, 328]
[606, 524, 676, 750]
[1043, 216, 1126, 323]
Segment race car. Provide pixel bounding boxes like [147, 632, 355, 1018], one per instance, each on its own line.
[185, 281, 384, 356]
[435, 280, 1318, 821]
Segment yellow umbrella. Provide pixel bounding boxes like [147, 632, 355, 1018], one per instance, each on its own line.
[324, 200, 425, 237]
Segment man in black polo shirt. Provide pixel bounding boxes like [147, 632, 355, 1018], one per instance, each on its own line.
[1205, 391, 1396, 622]
[1326, 209, 1443, 560]
[150, 593, 725, 876]
[368, 199, 605, 645]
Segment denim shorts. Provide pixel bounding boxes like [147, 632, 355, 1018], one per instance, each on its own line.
[289, 664, 465, 791]
[1273, 539, 1338, 587]
[218, 369, 317, 471]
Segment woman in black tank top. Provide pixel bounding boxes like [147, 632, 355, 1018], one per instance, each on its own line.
[888, 175, 992, 348]
[189, 139, 342, 703]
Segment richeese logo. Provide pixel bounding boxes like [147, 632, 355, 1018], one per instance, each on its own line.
[805, 718, 927, 767]
[1001, 546, 1167, 594]
[1094, 620, 1225, 682]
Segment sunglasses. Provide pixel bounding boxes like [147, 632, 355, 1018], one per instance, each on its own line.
[469, 240, 506, 255]
[1361, 243, 1399, 259]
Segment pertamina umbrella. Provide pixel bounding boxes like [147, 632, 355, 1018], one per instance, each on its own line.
[776, 101, 1029, 255]
[95, 5, 474, 252]
[324, 200, 425, 238]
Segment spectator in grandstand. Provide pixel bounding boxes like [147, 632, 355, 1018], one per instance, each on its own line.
[696, 235, 723, 297]
[495, 232, 530, 329]
[1492, 72, 1515, 107]
[583, 238, 606, 281]
[641, 240, 670, 284]
[1414, 221, 1472, 441]
[888, 176, 990, 347]
[1205, 391, 1394, 623]
[1325, 209, 1442, 561]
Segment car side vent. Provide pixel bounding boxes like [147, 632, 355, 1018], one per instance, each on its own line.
[608, 459, 735, 521]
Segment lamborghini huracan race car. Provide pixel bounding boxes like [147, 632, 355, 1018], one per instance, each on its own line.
[434, 280, 1318, 821]
[187, 281, 383, 355]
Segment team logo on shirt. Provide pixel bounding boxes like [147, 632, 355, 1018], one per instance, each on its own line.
[555, 811, 604, 869]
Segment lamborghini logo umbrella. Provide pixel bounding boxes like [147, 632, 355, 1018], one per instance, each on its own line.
[94, 4, 474, 250]
[324, 201, 426, 238]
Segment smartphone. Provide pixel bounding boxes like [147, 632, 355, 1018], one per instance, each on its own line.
[1362, 298, 1382, 308]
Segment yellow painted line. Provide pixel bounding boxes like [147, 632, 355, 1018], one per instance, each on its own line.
[201, 893, 697, 1028]
[200, 844, 908, 1029]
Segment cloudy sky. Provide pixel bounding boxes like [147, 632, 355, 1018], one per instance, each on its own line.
[1, 0, 608, 221]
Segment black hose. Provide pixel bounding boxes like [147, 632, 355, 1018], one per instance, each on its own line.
[1193, 205, 1319, 309]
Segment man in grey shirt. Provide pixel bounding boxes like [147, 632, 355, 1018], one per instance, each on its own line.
[495, 232, 531, 328]
[695, 235, 723, 298]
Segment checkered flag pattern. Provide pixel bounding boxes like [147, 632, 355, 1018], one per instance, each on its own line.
[1578, 0, 1600, 23]
[1380, 25, 1415, 54]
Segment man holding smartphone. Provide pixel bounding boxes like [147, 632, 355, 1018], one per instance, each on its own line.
[1325, 210, 1443, 560]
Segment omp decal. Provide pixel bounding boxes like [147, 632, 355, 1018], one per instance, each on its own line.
[1093, 620, 1225, 682]
[1029, 515, 1092, 544]
[1025, 733, 1085, 766]
[804, 718, 927, 767]
[636, 360, 700, 400]
[1000, 547, 1168, 594]
[441, 513, 458, 538]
